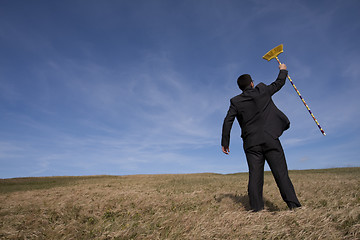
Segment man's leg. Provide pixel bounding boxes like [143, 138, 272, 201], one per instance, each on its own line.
[245, 145, 265, 211]
[264, 137, 301, 209]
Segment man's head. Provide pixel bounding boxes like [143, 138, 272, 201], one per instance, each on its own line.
[237, 74, 254, 91]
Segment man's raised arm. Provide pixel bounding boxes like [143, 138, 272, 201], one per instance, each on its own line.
[267, 63, 288, 96]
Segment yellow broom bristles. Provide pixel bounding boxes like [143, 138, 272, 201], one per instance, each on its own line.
[263, 44, 283, 61]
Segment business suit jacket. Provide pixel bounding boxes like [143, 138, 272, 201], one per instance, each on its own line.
[222, 70, 290, 150]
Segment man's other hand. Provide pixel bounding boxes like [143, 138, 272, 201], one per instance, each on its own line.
[279, 63, 287, 70]
[222, 146, 230, 155]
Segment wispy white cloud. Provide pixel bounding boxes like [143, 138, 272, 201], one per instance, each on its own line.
[1, 50, 230, 177]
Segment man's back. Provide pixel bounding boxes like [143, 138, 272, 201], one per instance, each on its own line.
[222, 70, 290, 150]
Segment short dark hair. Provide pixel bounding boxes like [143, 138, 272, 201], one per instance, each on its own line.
[237, 74, 253, 90]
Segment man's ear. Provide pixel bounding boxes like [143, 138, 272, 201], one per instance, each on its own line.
[251, 82, 254, 88]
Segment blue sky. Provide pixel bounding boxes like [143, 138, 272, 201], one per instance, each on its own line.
[1, 0, 359, 178]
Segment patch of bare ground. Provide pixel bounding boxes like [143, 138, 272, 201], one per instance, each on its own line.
[0, 168, 359, 239]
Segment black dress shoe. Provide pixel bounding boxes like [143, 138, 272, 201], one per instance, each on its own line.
[288, 202, 301, 210]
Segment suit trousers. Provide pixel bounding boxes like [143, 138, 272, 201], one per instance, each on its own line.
[244, 134, 301, 211]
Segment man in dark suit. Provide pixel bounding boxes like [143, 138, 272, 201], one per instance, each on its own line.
[221, 63, 301, 212]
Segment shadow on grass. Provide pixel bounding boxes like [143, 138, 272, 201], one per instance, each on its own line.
[214, 193, 280, 212]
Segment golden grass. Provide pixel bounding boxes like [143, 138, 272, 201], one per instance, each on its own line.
[0, 168, 359, 239]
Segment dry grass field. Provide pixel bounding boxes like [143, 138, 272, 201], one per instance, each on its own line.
[0, 167, 359, 239]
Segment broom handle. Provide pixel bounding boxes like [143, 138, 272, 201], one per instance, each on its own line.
[275, 57, 326, 136]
